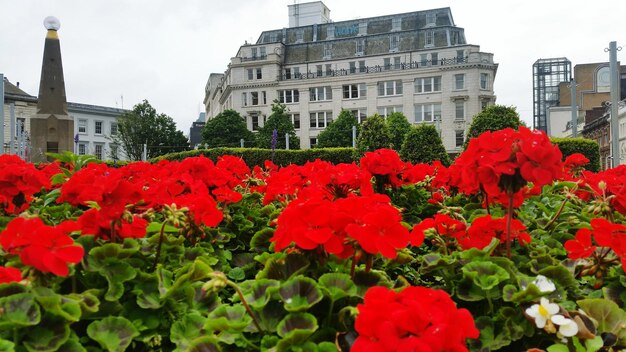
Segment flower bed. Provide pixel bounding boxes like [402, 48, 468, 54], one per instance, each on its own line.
[0, 127, 625, 351]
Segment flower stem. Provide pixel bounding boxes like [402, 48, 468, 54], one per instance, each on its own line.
[227, 280, 264, 333]
[151, 221, 168, 271]
[543, 197, 569, 231]
[506, 192, 514, 258]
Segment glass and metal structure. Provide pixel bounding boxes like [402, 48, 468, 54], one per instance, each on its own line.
[533, 58, 571, 132]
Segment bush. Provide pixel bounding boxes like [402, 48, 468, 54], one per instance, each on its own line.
[551, 137, 601, 172]
[256, 102, 300, 149]
[202, 109, 255, 148]
[356, 114, 390, 156]
[317, 110, 359, 148]
[151, 147, 356, 167]
[466, 105, 522, 148]
[400, 124, 451, 166]
[385, 112, 412, 151]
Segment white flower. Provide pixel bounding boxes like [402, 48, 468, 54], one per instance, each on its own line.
[551, 314, 579, 337]
[531, 275, 556, 293]
[525, 297, 560, 328]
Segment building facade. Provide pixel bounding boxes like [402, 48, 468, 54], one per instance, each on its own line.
[532, 58, 572, 133]
[70, 102, 128, 161]
[204, 4, 498, 152]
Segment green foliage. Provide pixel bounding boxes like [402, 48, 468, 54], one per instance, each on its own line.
[551, 137, 601, 172]
[466, 105, 522, 147]
[385, 112, 412, 151]
[151, 147, 356, 167]
[114, 100, 190, 160]
[256, 101, 300, 149]
[316, 110, 358, 148]
[202, 109, 256, 148]
[400, 124, 451, 166]
[356, 114, 390, 155]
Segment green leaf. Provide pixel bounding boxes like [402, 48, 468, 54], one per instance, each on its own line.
[205, 305, 252, 333]
[462, 261, 510, 291]
[170, 312, 207, 351]
[276, 313, 318, 351]
[146, 221, 179, 234]
[132, 273, 163, 309]
[86, 316, 140, 352]
[258, 252, 310, 281]
[33, 288, 82, 322]
[57, 337, 87, 352]
[250, 228, 275, 252]
[0, 293, 41, 329]
[502, 283, 544, 304]
[240, 279, 280, 310]
[279, 276, 323, 312]
[318, 273, 357, 302]
[165, 257, 213, 299]
[353, 270, 392, 297]
[537, 265, 578, 289]
[0, 338, 14, 352]
[186, 336, 222, 352]
[585, 336, 604, 352]
[546, 344, 570, 352]
[227, 267, 246, 281]
[577, 298, 626, 344]
[22, 316, 71, 352]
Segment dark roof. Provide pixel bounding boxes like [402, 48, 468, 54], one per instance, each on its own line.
[3, 78, 38, 102]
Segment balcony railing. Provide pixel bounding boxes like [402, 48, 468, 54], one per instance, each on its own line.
[240, 55, 268, 62]
[279, 56, 469, 81]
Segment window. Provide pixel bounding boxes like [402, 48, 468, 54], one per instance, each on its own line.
[456, 50, 464, 61]
[262, 91, 267, 105]
[356, 39, 365, 56]
[384, 58, 391, 71]
[359, 60, 366, 73]
[414, 103, 441, 122]
[431, 53, 438, 66]
[420, 53, 428, 66]
[481, 99, 490, 110]
[425, 30, 434, 47]
[290, 114, 300, 129]
[278, 89, 299, 104]
[349, 61, 357, 74]
[296, 29, 304, 43]
[316, 65, 323, 77]
[16, 117, 25, 134]
[310, 111, 332, 128]
[377, 80, 403, 96]
[78, 119, 87, 134]
[110, 144, 119, 160]
[455, 130, 464, 148]
[95, 121, 103, 135]
[251, 114, 260, 131]
[247, 69, 254, 80]
[414, 76, 441, 93]
[110, 122, 118, 136]
[259, 47, 266, 57]
[394, 56, 401, 69]
[454, 74, 465, 90]
[324, 43, 332, 59]
[377, 106, 402, 117]
[242, 92, 248, 106]
[256, 68, 262, 79]
[455, 101, 465, 120]
[350, 109, 368, 123]
[343, 84, 366, 99]
[326, 64, 332, 76]
[251, 47, 257, 58]
[293, 67, 300, 78]
[310, 137, 317, 147]
[285, 68, 292, 79]
[310, 86, 332, 101]
[480, 73, 489, 90]
[78, 143, 87, 156]
[251, 92, 259, 105]
[392, 17, 401, 31]
[426, 13, 436, 26]
[390, 34, 399, 52]
[94, 143, 104, 160]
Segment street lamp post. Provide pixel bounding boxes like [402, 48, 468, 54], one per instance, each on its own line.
[606, 41, 622, 167]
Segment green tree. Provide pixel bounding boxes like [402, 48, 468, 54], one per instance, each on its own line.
[356, 114, 390, 155]
[465, 105, 522, 147]
[316, 110, 359, 148]
[256, 101, 300, 149]
[114, 100, 189, 160]
[401, 124, 451, 166]
[385, 112, 412, 151]
[201, 109, 255, 148]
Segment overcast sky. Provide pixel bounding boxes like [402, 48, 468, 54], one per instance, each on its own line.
[1, 0, 624, 133]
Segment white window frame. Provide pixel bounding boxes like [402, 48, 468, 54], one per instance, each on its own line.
[425, 30, 434, 47]
[78, 119, 87, 134]
[310, 86, 332, 102]
[414, 103, 441, 123]
[324, 43, 332, 59]
[454, 74, 465, 90]
[310, 111, 333, 129]
[350, 109, 368, 123]
[78, 142, 87, 155]
[247, 69, 254, 80]
[455, 101, 465, 121]
[94, 143, 104, 160]
[426, 13, 436, 27]
[455, 130, 465, 148]
[377, 106, 403, 117]
[343, 83, 366, 99]
[251, 92, 259, 106]
[414, 76, 442, 93]
[110, 122, 118, 136]
[377, 80, 403, 96]
[278, 89, 299, 104]
[390, 34, 399, 52]
[251, 114, 260, 131]
[242, 92, 248, 106]
[290, 113, 300, 129]
[480, 73, 489, 90]
[94, 120, 103, 135]
[355, 39, 365, 56]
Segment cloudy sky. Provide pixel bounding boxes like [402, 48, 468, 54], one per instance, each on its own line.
[1, 0, 624, 133]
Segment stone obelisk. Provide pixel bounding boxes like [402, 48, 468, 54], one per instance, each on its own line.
[30, 16, 74, 162]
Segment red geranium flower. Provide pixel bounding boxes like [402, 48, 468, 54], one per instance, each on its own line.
[0, 266, 22, 284]
[564, 228, 596, 259]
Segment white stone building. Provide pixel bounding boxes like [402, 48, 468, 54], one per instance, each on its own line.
[204, 3, 498, 152]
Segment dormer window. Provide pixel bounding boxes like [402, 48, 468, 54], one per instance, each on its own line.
[426, 13, 436, 27]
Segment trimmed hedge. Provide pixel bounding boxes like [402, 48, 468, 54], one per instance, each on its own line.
[151, 147, 357, 167]
[551, 137, 601, 172]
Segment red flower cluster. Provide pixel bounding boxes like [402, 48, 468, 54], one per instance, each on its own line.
[0, 217, 84, 276]
[410, 214, 466, 247]
[0, 266, 22, 284]
[0, 155, 51, 214]
[451, 127, 562, 201]
[565, 218, 626, 268]
[353, 286, 479, 351]
[578, 165, 626, 215]
[563, 153, 590, 178]
[461, 215, 531, 250]
[272, 194, 409, 259]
